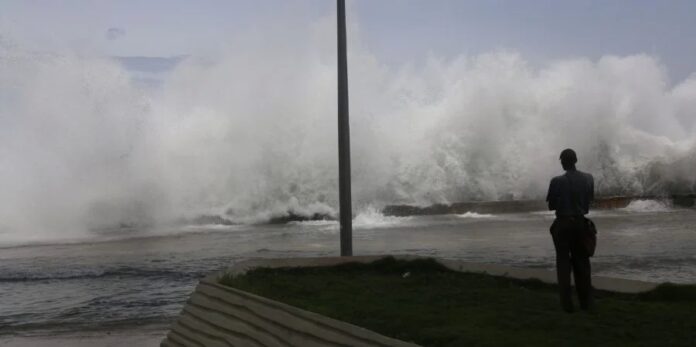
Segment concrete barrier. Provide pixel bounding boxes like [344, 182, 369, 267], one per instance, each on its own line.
[382, 195, 696, 216]
[161, 256, 659, 346]
[161, 256, 420, 347]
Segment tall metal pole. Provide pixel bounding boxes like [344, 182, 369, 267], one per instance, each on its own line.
[337, 0, 353, 256]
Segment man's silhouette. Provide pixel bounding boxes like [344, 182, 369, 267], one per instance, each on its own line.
[546, 148, 594, 312]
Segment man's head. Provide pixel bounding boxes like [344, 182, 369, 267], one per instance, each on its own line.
[560, 148, 577, 170]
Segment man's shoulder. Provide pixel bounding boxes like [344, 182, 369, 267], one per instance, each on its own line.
[550, 175, 566, 185]
[551, 175, 565, 181]
[550, 171, 593, 184]
[577, 170, 594, 181]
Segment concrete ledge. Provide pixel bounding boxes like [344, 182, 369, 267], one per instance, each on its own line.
[161, 256, 421, 347]
[432, 258, 659, 293]
[162, 256, 660, 346]
[382, 195, 696, 216]
[216, 255, 658, 294]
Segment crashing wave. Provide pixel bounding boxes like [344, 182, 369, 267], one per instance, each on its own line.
[353, 206, 412, 229]
[622, 199, 672, 213]
[1, 17, 696, 243]
[456, 212, 495, 219]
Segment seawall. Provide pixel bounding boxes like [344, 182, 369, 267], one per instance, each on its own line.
[383, 195, 695, 216]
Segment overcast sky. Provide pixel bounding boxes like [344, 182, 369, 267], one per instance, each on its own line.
[2, 0, 695, 82]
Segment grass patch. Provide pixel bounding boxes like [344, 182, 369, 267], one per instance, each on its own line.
[220, 257, 696, 347]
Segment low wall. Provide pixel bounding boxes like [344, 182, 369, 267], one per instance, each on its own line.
[161, 256, 659, 346]
[161, 256, 420, 347]
[383, 195, 696, 216]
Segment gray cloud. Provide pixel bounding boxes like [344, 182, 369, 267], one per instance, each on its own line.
[105, 27, 125, 41]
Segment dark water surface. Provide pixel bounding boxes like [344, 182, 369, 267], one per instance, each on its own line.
[1, 209, 695, 336]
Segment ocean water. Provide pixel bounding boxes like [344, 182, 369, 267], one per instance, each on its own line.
[1, 206, 695, 337]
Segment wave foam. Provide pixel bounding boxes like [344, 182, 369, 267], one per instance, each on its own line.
[623, 199, 672, 213]
[456, 212, 495, 219]
[287, 206, 411, 230]
[352, 206, 412, 229]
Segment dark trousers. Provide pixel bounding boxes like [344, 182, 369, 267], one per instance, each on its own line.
[551, 217, 593, 311]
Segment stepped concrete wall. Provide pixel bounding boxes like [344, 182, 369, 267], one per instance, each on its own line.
[161, 256, 420, 347]
[161, 256, 659, 346]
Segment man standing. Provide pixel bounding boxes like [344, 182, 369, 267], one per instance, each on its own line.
[546, 148, 595, 312]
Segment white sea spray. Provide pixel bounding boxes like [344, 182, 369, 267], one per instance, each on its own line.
[1, 15, 695, 242]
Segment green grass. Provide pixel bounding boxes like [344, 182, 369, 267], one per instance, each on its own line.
[220, 257, 696, 347]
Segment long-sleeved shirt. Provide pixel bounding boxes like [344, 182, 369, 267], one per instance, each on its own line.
[546, 169, 594, 217]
